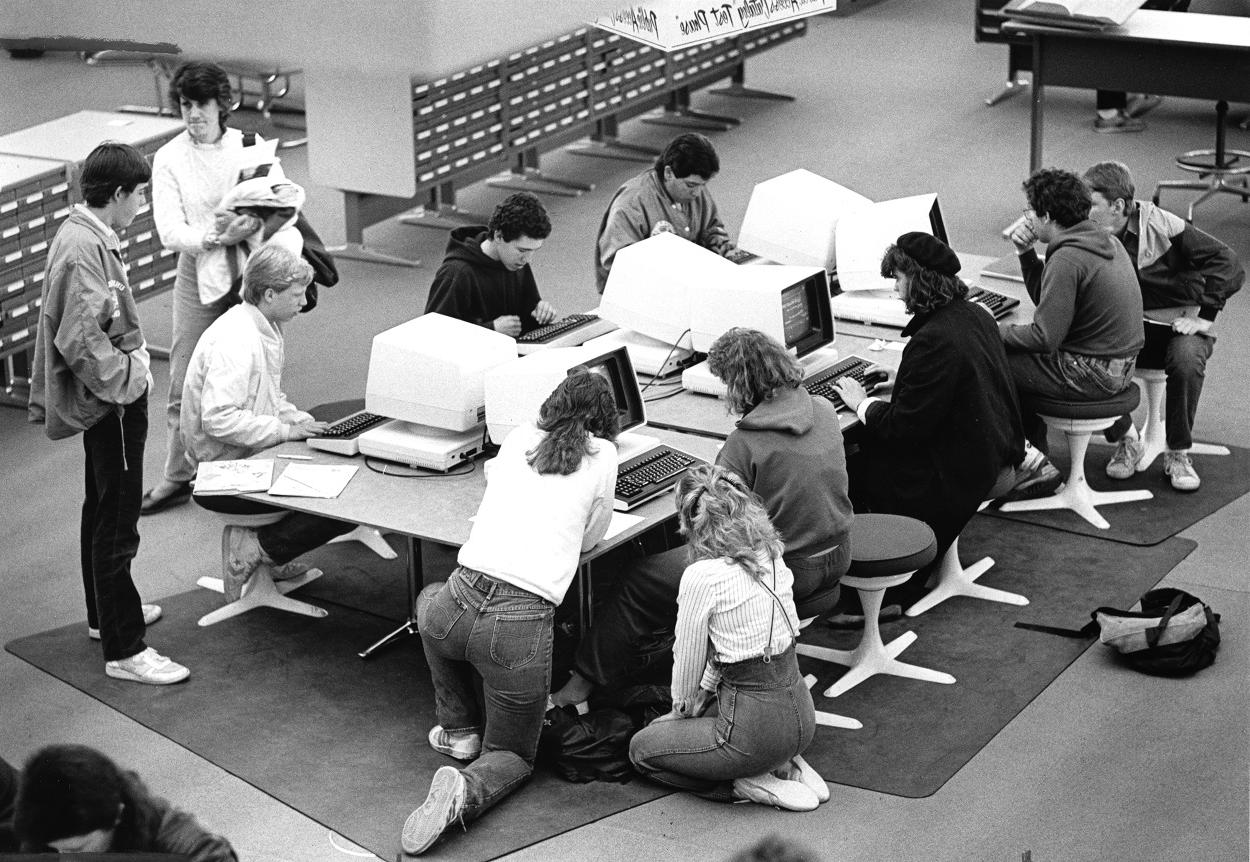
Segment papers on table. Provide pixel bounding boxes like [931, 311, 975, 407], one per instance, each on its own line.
[603, 511, 644, 542]
[268, 463, 359, 498]
[194, 459, 274, 495]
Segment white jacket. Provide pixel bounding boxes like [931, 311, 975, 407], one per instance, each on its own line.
[180, 303, 312, 469]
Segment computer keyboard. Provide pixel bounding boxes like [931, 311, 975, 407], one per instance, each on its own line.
[518, 314, 600, 344]
[803, 354, 873, 413]
[968, 285, 1020, 318]
[306, 410, 389, 456]
[614, 445, 702, 511]
[725, 247, 760, 265]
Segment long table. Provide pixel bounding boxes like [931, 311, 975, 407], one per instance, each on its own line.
[1003, 10, 1250, 172]
[646, 251, 1033, 440]
[243, 427, 721, 658]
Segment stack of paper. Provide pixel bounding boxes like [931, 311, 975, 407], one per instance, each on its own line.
[1004, 0, 1148, 29]
[194, 459, 274, 495]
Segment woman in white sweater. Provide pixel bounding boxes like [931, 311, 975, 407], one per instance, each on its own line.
[143, 61, 265, 514]
[628, 464, 826, 811]
[401, 368, 619, 856]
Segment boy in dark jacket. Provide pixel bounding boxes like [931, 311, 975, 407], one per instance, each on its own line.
[424, 192, 557, 336]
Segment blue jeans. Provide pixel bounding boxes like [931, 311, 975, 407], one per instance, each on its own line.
[1106, 329, 1215, 451]
[192, 494, 354, 565]
[417, 567, 555, 824]
[628, 645, 815, 801]
[1008, 351, 1136, 453]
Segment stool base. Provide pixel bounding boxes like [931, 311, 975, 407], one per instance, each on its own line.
[329, 526, 397, 560]
[1135, 371, 1231, 471]
[803, 673, 862, 730]
[905, 538, 1028, 618]
[196, 567, 327, 627]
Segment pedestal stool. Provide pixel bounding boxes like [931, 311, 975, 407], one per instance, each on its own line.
[197, 512, 328, 627]
[793, 579, 862, 730]
[796, 514, 954, 699]
[1132, 367, 1230, 473]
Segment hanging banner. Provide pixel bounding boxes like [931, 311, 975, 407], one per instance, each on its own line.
[593, 0, 837, 51]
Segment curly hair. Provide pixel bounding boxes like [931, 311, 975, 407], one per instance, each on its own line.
[706, 327, 803, 416]
[655, 133, 719, 181]
[79, 142, 151, 208]
[487, 192, 552, 242]
[1023, 167, 1091, 228]
[168, 61, 233, 133]
[1083, 160, 1136, 206]
[526, 367, 621, 475]
[676, 464, 784, 580]
[879, 244, 968, 315]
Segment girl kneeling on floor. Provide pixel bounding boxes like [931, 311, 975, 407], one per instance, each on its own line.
[628, 464, 828, 811]
[401, 368, 619, 855]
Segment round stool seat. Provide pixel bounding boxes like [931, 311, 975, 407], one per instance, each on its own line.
[1032, 382, 1139, 421]
[211, 511, 286, 528]
[845, 514, 936, 581]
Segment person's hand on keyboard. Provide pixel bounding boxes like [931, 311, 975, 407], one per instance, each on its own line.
[831, 375, 869, 412]
[862, 366, 894, 394]
[493, 315, 523, 337]
[532, 301, 558, 325]
[288, 419, 331, 441]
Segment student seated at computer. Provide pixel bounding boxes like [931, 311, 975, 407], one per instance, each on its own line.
[628, 465, 824, 812]
[1083, 160, 1244, 492]
[181, 246, 354, 602]
[13, 743, 237, 860]
[552, 327, 853, 707]
[999, 168, 1145, 493]
[832, 233, 1025, 612]
[400, 369, 618, 856]
[595, 132, 736, 293]
[423, 192, 557, 337]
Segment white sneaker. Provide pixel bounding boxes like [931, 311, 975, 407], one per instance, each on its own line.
[401, 765, 467, 855]
[732, 771, 819, 811]
[777, 755, 829, 804]
[428, 725, 482, 761]
[222, 525, 263, 603]
[88, 603, 162, 640]
[1105, 435, 1144, 480]
[1164, 450, 1201, 492]
[105, 647, 189, 685]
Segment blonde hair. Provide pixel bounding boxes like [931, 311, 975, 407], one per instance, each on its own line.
[676, 464, 783, 579]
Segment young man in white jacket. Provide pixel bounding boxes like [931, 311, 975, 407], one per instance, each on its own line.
[181, 245, 353, 602]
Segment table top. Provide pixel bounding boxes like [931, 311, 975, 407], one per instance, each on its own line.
[0, 154, 70, 189]
[0, 111, 184, 163]
[1005, 10, 1250, 50]
[243, 426, 722, 563]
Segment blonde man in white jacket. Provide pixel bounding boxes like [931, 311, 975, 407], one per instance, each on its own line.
[181, 246, 353, 602]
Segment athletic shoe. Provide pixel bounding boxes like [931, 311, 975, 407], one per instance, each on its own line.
[824, 603, 903, 630]
[221, 525, 263, 603]
[776, 755, 829, 804]
[1004, 459, 1062, 500]
[1094, 112, 1145, 134]
[139, 482, 193, 515]
[732, 772, 819, 811]
[428, 725, 482, 762]
[1105, 436, 1145, 480]
[88, 603, 162, 640]
[105, 647, 189, 685]
[1126, 94, 1163, 118]
[271, 560, 312, 581]
[401, 766, 467, 855]
[1164, 451, 1201, 492]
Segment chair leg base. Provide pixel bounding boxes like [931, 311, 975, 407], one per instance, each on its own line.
[999, 483, 1153, 530]
[905, 555, 1029, 617]
[196, 567, 327, 626]
[799, 630, 956, 699]
[803, 674, 861, 729]
[329, 526, 397, 560]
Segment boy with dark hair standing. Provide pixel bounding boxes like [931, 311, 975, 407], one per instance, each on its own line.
[29, 142, 189, 685]
[424, 192, 557, 337]
[1001, 167, 1145, 492]
[594, 132, 735, 292]
[1083, 160, 1243, 491]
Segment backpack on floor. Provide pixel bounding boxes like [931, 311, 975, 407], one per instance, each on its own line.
[1093, 588, 1221, 677]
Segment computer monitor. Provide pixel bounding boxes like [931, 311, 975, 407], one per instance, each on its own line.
[484, 345, 649, 453]
[834, 193, 948, 293]
[365, 312, 517, 431]
[736, 169, 872, 272]
[689, 265, 833, 357]
[599, 231, 736, 347]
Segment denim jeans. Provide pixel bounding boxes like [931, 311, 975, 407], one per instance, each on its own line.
[574, 545, 848, 688]
[628, 645, 815, 801]
[192, 494, 354, 564]
[1105, 328, 1215, 451]
[81, 393, 148, 661]
[417, 567, 555, 825]
[1008, 351, 1136, 453]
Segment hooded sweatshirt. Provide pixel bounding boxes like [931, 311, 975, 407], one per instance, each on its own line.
[1001, 219, 1144, 357]
[715, 385, 853, 559]
[424, 226, 543, 333]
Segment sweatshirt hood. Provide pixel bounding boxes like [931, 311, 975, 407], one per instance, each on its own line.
[736, 385, 814, 434]
[444, 225, 507, 270]
[1047, 219, 1117, 260]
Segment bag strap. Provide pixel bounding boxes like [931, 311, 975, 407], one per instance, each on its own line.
[1145, 592, 1185, 649]
[1014, 619, 1099, 639]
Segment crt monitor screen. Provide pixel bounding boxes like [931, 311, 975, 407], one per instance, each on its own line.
[580, 346, 645, 435]
[780, 271, 834, 357]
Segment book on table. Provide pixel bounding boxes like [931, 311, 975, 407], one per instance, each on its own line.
[193, 459, 274, 495]
[1003, 0, 1148, 29]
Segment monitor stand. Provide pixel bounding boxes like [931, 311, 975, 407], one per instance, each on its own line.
[615, 429, 661, 463]
[798, 344, 842, 379]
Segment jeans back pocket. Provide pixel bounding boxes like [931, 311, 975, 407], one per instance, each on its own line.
[489, 611, 550, 670]
[417, 583, 466, 641]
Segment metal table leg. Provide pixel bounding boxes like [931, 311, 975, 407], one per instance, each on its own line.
[358, 535, 422, 659]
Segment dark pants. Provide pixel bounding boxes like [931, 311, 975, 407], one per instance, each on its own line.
[193, 494, 354, 564]
[1007, 351, 1136, 453]
[81, 394, 148, 662]
[574, 544, 850, 689]
[417, 567, 555, 824]
[1106, 329, 1214, 451]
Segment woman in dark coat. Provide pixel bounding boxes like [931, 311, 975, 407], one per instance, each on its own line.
[833, 232, 1025, 609]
